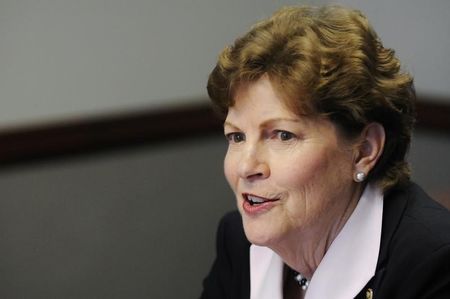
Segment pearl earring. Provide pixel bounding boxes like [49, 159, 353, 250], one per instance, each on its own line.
[355, 172, 366, 182]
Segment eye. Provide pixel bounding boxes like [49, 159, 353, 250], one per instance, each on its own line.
[225, 132, 246, 143]
[275, 130, 296, 141]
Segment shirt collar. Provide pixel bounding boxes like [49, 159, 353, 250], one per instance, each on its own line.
[249, 183, 384, 299]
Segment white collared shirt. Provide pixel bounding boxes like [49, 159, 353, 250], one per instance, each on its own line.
[249, 183, 384, 299]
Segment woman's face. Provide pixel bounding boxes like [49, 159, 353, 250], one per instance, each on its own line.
[224, 77, 359, 247]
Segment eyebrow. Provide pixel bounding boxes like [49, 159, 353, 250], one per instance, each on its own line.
[223, 117, 303, 129]
[260, 117, 302, 127]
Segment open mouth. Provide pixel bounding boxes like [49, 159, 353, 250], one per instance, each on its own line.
[243, 193, 279, 206]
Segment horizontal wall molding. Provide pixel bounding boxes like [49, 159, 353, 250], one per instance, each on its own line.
[0, 97, 448, 166]
[0, 104, 222, 167]
[415, 98, 450, 133]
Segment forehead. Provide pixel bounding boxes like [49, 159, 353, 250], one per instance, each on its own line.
[228, 74, 315, 121]
[227, 77, 299, 121]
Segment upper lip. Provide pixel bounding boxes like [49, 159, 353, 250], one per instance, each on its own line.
[243, 193, 280, 204]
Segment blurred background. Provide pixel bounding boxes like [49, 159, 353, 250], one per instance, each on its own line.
[0, 0, 448, 298]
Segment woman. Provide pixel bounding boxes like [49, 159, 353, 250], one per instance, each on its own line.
[200, 5, 450, 299]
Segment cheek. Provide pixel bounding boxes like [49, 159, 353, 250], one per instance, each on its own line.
[281, 153, 327, 187]
[280, 148, 348, 195]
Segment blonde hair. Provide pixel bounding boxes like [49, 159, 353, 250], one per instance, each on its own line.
[207, 5, 416, 192]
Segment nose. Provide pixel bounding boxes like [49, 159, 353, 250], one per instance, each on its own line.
[237, 145, 270, 181]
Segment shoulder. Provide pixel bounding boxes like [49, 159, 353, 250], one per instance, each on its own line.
[386, 182, 450, 251]
[218, 210, 244, 232]
[200, 211, 250, 299]
[377, 182, 450, 298]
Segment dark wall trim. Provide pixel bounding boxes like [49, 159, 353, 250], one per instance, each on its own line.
[415, 99, 450, 134]
[0, 98, 448, 166]
[0, 104, 222, 166]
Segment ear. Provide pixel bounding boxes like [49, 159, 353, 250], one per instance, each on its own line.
[353, 122, 385, 182]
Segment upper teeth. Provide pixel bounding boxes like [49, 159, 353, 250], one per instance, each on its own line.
[248, 195, 265, 203]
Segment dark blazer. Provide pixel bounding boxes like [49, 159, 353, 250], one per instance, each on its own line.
[200, 182, 450, 299]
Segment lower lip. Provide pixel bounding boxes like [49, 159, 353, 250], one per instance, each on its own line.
[242, 200, 278, 215]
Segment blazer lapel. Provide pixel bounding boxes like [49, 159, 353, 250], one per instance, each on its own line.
[355, 184, 410, 298]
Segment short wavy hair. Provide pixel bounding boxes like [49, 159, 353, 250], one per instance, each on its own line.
[207, 5, 416, 192]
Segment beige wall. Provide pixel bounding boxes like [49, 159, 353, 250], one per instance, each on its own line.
[0, 0, 323, 128]
[3, 0, 448, 128]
